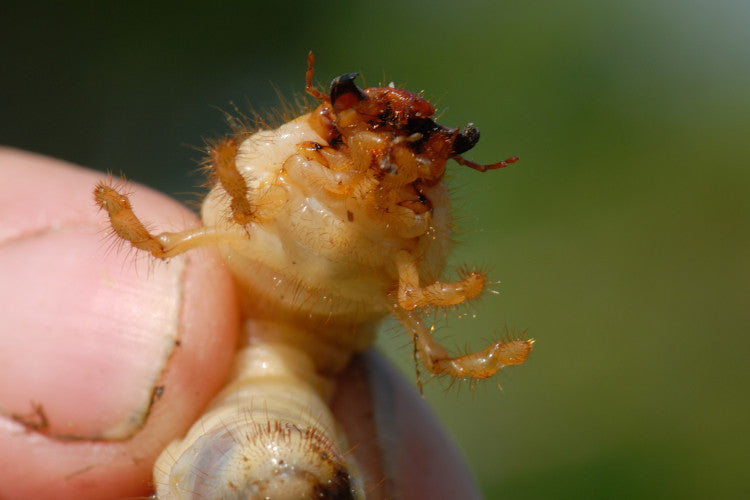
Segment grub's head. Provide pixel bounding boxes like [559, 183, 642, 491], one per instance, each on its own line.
[308, 71, 485, 185]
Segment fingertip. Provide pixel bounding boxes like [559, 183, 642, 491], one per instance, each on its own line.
[331, 351, 482, 500]
[366, 351, 483, 500]
[0, 149, 239, 499]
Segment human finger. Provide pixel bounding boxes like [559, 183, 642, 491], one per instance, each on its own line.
[332, 350, 483, 499]
[0, 148, 239, 500]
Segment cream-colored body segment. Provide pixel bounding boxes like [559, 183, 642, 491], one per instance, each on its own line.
[153, 337, 363, 499]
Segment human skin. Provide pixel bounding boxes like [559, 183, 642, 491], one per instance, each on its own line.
[0, 147, 482, 499]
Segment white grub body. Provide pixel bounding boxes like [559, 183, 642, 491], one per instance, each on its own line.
[153, 116, 450, 499]
[94, 62, 533, 498]
[201, 115, 451, 344]
[153, 340, 361, 499]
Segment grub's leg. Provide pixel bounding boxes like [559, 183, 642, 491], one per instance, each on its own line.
[393, 249, 533, 380]
[453, 154, 519, 172]
[392, 306, 533, 380]
[305, 51, 328, 101]
[395, 250, 487, 310]
[210, 137, 255, 226]
[93, 181, 244, 259]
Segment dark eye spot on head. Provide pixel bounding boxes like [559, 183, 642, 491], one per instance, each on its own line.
[330, 73, 366, 112]
[406, 117, 439, 136]
[328, 135, 343, 149]
[453, 123, 480, 155]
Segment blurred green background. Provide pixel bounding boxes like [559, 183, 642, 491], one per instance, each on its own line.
[2, 1, 748, 498]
